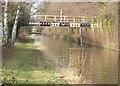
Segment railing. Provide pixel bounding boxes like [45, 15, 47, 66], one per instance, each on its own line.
[32, 14, 100, 23]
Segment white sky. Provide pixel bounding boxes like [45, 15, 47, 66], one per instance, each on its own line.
[30, 1, 43, 19]
[0, 0, 119, 2]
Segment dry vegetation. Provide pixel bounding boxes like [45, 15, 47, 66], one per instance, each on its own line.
[40, 2, 119, 50]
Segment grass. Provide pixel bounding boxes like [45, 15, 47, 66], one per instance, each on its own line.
[2, 42, 67, 84]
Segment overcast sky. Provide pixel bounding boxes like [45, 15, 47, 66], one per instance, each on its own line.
[0, 0, 119, 2]
[30, 1, 43, 19]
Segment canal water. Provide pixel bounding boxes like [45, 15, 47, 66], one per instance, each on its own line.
[31, 34, 118, 84]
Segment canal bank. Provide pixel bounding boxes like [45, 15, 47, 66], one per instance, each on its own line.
[2, 33, 118, 84]
[41, 27, 119, 51]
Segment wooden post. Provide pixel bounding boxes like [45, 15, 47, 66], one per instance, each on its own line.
[45, 16, 47, 21]
[73, 17, 75, 22]
[60, 9, 63, 22]
[64, 16, 66, 22]
[54, 16, 56, 22]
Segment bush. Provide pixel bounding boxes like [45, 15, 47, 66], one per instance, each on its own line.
[103, 14, 112, 33]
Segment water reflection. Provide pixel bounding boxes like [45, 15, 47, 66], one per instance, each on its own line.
[32, 34, 118, 84]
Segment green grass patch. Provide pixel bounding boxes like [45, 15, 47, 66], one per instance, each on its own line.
[2, 42, 67, 84]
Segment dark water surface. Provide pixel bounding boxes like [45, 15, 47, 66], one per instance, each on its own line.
[31, 34, 118, 84]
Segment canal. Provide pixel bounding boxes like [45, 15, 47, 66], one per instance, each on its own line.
[31, 34, 118, 84]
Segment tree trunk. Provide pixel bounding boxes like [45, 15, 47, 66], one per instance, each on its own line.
[11, 5, 20, 46]
[3, 0, 8, 46]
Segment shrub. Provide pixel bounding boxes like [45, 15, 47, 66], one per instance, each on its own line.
[103, 14, 112, 33]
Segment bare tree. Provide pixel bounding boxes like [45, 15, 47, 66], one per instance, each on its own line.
[3, 0, 8, 46]
[11, 5, 20, 46]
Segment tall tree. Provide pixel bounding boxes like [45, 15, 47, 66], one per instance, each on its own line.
[3, 0, 8, 45]
[11, 5, 20, 45]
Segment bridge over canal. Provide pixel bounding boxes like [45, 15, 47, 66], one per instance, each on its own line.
[28, 14, 103, 46]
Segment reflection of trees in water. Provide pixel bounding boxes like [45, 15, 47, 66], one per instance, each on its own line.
[33, 35, 118, 84]
[65, 47, 92, 84]
[44, 40, 93, 84]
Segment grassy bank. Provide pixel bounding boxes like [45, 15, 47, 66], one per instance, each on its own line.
[2, 42, 67, 84]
